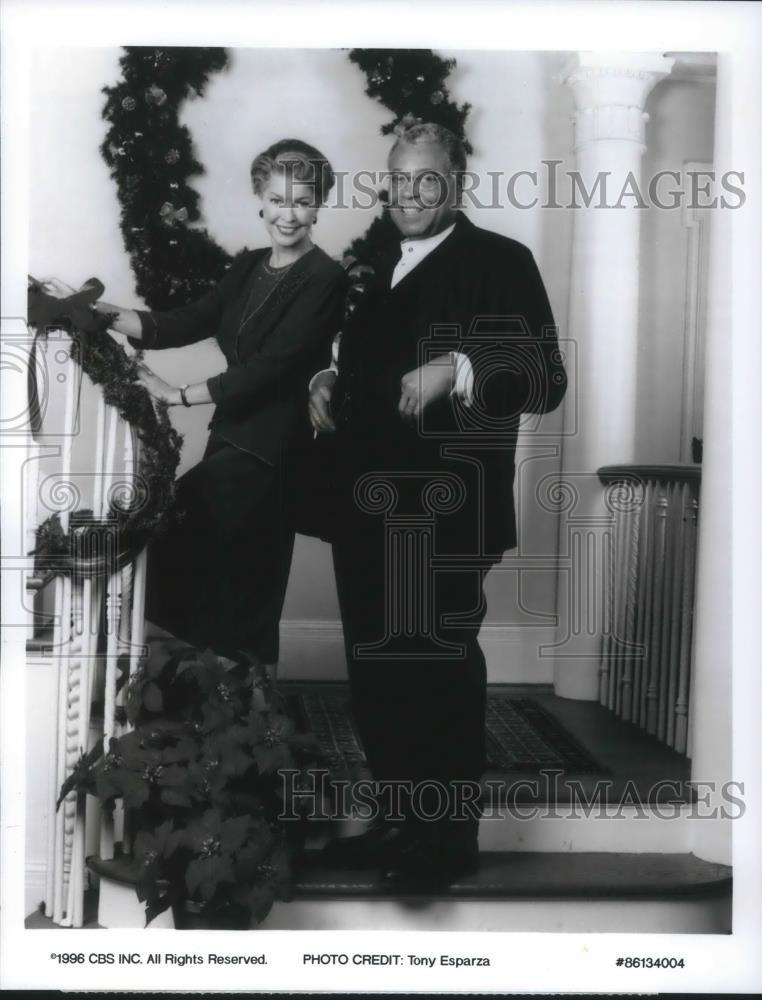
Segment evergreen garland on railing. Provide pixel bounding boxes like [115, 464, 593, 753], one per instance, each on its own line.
[28, 278, 183, 572]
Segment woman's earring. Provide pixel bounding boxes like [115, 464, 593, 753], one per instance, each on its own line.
[259, 209, 264, 218]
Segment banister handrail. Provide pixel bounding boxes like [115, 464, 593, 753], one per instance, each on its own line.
[27, 278, 183, 580]
[597, 463, 702, 486]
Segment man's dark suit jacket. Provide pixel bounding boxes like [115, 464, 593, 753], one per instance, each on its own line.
[332, 211, 567, 557]
[129, 245, 347, 466]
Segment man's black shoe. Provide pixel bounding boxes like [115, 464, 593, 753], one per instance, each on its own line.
[321, 824, 413, 869]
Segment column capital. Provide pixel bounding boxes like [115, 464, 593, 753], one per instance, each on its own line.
[562, 51, 675, 149]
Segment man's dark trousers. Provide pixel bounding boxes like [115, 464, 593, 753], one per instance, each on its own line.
[326, 212, 567, 856]
[331, 455, 491, 849]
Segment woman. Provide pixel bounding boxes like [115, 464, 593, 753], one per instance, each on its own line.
[45, 139, 347, 669]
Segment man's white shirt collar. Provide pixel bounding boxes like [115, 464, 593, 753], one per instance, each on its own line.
[387, 219, 474, 407]
[310, 218, 473, 408]
[391, 221, 457, 288]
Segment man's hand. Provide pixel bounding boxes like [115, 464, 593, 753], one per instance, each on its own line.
[398, 354, 455, 423]
[309, 369, 337, 433]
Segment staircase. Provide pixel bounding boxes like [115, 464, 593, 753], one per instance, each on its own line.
[25, 672, 732, 933]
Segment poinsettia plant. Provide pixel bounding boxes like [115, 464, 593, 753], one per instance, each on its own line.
[58, 646, 318, 928]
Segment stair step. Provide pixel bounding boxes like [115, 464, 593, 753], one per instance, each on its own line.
[264, 851, 732, 932]
[88, 850, 730, 902]
[79, 850, 731, 933]
[293, 850, 730, 900]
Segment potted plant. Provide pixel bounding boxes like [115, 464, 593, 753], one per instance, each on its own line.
[58, 646, 318, 929]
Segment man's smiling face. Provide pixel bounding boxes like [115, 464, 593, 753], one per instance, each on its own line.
[386, 140, 459, 241]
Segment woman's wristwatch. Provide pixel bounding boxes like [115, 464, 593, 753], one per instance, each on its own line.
[179, 384, 191, 407]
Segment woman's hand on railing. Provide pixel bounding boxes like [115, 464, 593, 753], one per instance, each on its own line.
[136, 363, 180, 406]
[40, 277, 144, 340]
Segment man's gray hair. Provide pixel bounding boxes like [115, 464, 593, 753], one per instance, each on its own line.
[390, 116, 468, 174]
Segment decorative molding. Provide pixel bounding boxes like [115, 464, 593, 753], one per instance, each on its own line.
[565, 66, 670, 85]
[665, 52, 717, 84]
[562, 52, 675, 152]
[573, 104, 650, 148]
[564, 51, 677, 77]
[146, 620, 556, 684]
[277, 620, 556, 684]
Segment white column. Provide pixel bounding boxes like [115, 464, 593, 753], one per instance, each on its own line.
[553, 52, 674, 700]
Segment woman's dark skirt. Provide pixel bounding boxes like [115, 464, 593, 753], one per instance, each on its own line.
[143, 433, 294, 663]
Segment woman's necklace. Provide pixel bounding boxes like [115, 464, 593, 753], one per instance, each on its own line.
[236, 254, 297, 332]
[262, 255, 296, 277]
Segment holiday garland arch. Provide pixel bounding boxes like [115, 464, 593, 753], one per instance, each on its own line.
[30, 47, 472, 563]
[101, 45, 472, 303]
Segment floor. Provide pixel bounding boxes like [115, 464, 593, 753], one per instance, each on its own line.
[279, 680, 694, 807]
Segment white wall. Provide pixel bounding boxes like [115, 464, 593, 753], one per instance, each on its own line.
[637, 77, 716, 461]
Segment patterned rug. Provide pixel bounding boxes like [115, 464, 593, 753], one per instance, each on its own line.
[286, 691, 605, 775]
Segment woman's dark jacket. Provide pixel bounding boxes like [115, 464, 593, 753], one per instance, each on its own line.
[130, 245, 347, 465]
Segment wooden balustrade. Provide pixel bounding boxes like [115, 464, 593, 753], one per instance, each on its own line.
[28, 331, 148, 927]
[597, 465, 701, 755]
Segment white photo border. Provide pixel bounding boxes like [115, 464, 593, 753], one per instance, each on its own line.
[2, 0, 761, 993]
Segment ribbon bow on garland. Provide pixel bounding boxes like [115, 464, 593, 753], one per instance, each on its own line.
[159, 201, 189, 226]
[27, 277, 183, 575]
[28, 275, 107, 336]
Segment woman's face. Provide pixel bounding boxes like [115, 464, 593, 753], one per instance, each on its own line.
[259, 170, 318, 250]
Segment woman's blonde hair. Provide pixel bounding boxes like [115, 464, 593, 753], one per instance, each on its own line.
[250, 138, 335, 203]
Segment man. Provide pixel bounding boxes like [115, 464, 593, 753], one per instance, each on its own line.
[309, 120, 567, 888]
